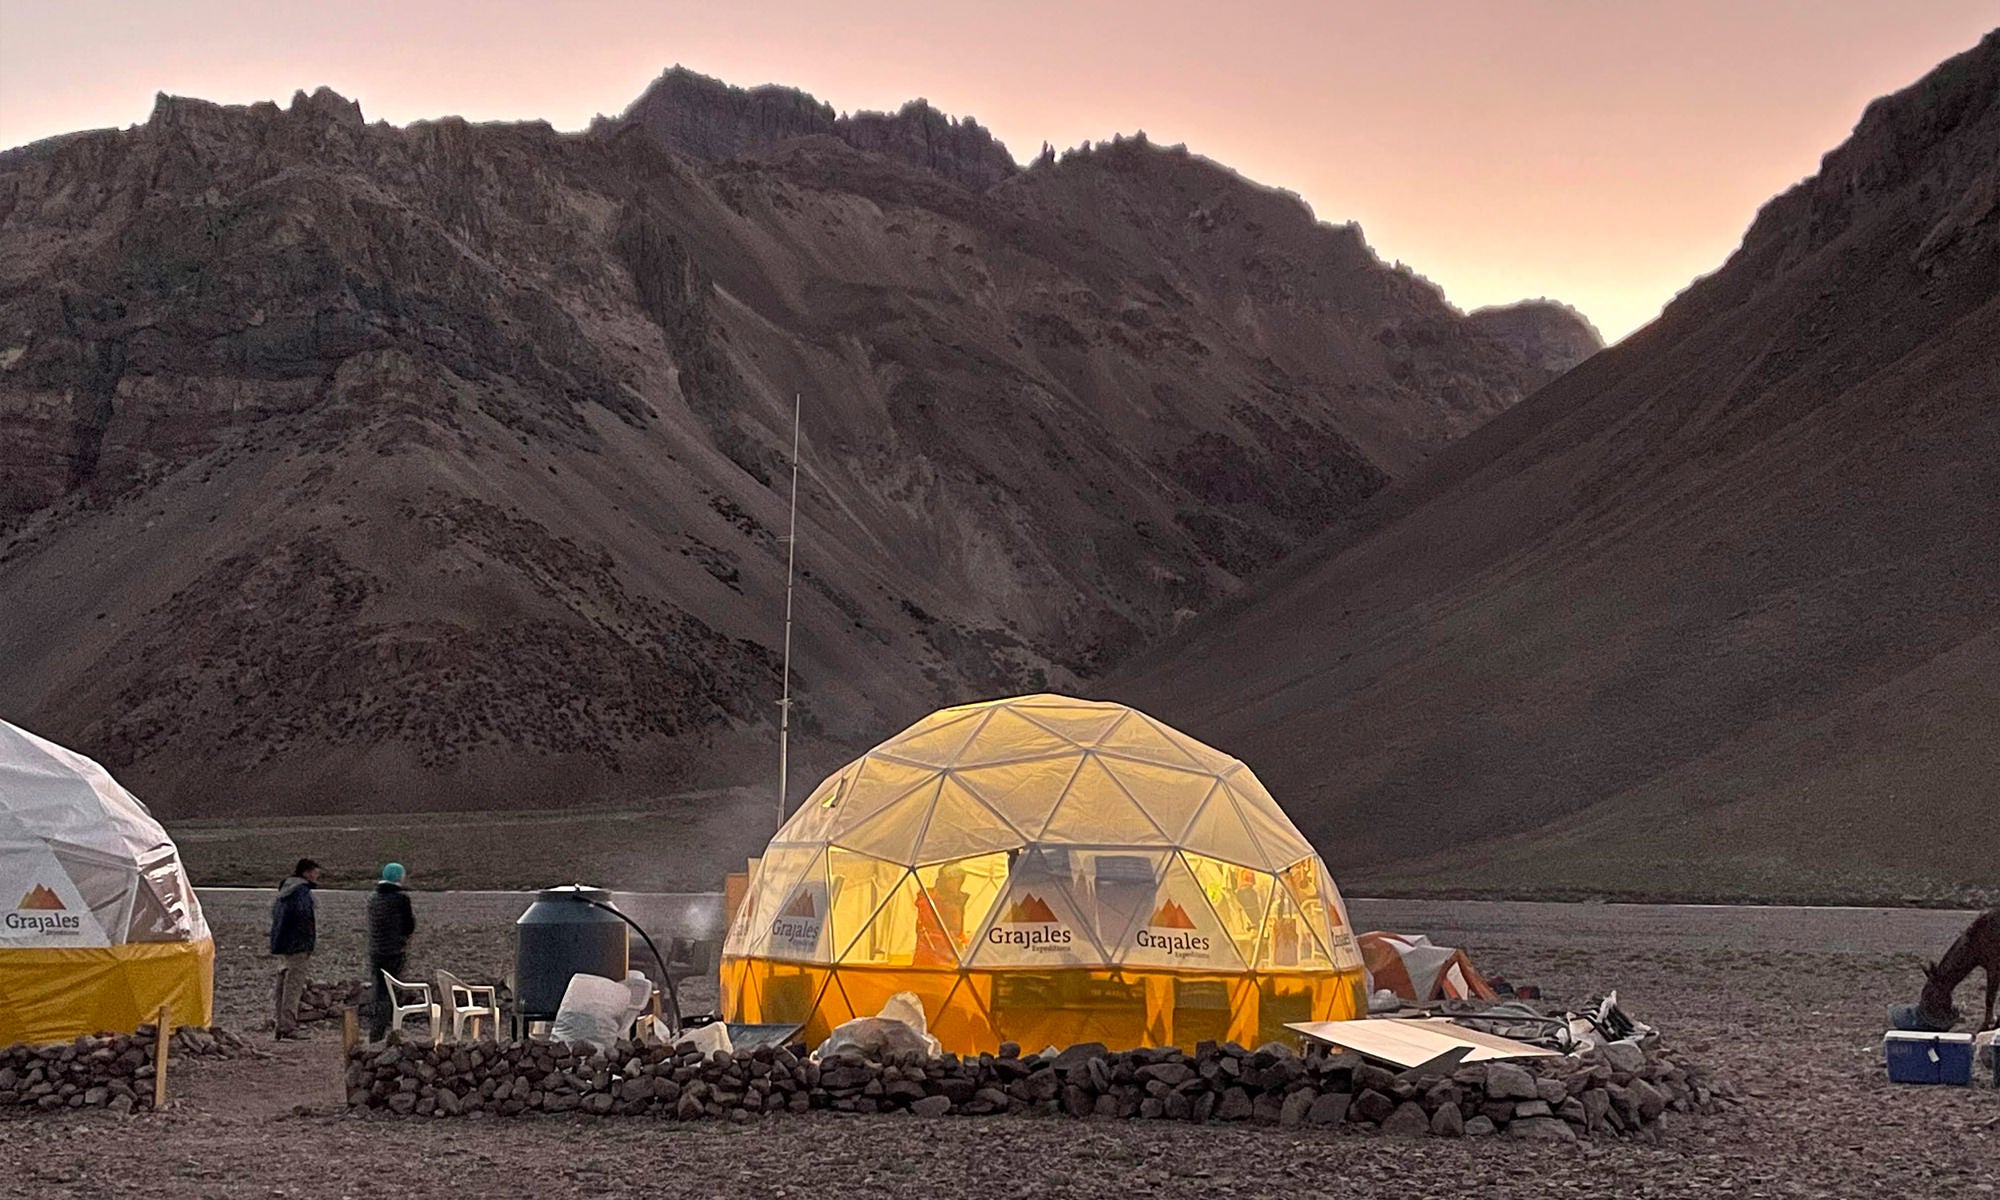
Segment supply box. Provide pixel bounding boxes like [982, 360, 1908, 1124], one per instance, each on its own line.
[1883, 1031, 1974, 1085]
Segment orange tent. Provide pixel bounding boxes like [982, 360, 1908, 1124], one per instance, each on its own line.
[721, 695, 1368, 1053]
[1358, 931, 1496, 1002]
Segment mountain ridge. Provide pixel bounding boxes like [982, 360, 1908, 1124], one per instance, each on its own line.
[1109, 29, 2000, 905]
[0, 75, 1593, 820]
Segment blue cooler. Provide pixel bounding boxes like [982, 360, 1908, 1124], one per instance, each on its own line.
[1885, 1032, 1974, 1085]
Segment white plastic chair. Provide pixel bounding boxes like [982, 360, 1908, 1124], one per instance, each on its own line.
[434, 969, 500, 1043]
[381, 969, 437, 1036]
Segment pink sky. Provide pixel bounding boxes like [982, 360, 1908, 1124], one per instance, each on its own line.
[2, 2, 1992, 341]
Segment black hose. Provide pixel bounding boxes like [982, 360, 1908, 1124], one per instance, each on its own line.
[569, 895, 684, 1038]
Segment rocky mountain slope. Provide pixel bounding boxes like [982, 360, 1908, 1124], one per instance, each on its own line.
[0, 79, 1589, 817]
[1467, 300, 1604, 375]
[1112, 30, 2000, 905]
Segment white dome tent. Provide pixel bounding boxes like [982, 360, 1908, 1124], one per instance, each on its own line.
[0, 720, 212, 1045]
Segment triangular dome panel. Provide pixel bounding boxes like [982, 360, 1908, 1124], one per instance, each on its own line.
[824, 758, 941, 838]
[875, 709, 991, 768]
[831, 777, 941, 863]
[1038, 755, 1170, 846]
[1181, 851, 1272, 968]
[824, 848, 910, 964]
[1011, 701, 1129, 748]
[952, 755, 1084, 838]
[967, 868, 1101, 968]
[1120, 852, 1249, 972]
[1095, 757, 1218, 843]
[1100, 713, 1207, 770]
[1225, 777, 1316, 869]
[1254, 886, 1337, 972]
[1179, 787, 1271, 870]
[913, 776, 1027, 865]
[949, 707, 1080, 767]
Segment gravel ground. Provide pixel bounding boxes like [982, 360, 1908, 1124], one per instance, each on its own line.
[1, 894, 1994, 1199]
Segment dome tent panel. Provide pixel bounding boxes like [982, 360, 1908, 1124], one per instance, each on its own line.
[1096, 710, 1208, 771]
[1179, 787, 1273, 871]
[1181, 851, 1274, 967]
[874, 709, 990, 768]
[967, 855, 1104, 969]
[910, 777, 1024, 865]
[1256, 886, 1340, 973]
[730, 843, 819, 959]
[1120, 851, 1251, 972]
[823, 759, 940, 839]
[950, 756, 1078, 837]
[1281, 857, 1363, 972]
[1076, 849, 1171, 955]
[828, 778, 937, 863]
[1094, 756, 1219, 844]
[1316, 858, 1361, 961]
[1224, 776, 1318, 869]
[946, 707, 1076, 767]
[824, 848, 911, 963]
[1037, 757, 1172, 847]
[924, 973, 996, 1049]
[774, 763, 855, 846]
[48, 843, 139, 946]
[913, 854, 1008, 965]
[750, 846, 833, 963]
[1009, 700, 1127, 748]
[832, 870, 955, 969]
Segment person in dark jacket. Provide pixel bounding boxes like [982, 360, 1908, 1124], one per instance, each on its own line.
[366, 862, 417, 1042]
[268, 859, 320, 1040]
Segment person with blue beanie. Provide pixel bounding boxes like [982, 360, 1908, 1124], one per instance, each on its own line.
[366, 862, 418, 1042]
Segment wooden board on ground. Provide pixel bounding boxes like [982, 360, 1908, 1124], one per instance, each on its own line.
[1285, 1017, 1561, 1068]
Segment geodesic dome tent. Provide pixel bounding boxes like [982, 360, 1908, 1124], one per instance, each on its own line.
[722, 695, 1366, 1053]
[0, 720, 213, 1045]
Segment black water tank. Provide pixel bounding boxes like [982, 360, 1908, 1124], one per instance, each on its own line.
[513, 885, 630, 1020]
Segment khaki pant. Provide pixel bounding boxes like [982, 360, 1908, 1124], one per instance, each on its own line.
[274, 952, 312, 1035]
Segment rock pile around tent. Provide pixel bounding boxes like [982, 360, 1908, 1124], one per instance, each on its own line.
[0, 1026, 253, 1112]
[345, 1033, 1731, 1139]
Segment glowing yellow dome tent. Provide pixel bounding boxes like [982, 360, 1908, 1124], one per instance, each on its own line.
[722, 695, 1366, 1052]
[0, 721, 213, 1045]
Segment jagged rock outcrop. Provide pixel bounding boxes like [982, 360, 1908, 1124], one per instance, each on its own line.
[1467, 300, 1603, 375]
[1113, 30, 2000, 906]
[0, 77, 1574, 818]
[604, 67, 1016, 191]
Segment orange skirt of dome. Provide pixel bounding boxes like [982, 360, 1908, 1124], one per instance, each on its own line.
[725, 960, 1364, 1053]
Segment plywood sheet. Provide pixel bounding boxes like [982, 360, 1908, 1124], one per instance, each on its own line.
[1284, 1017, 1560, 1068]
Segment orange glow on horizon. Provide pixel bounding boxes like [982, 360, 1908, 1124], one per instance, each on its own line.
[2, 2, 1992, 342]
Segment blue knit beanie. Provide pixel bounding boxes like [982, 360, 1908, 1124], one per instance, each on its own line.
[381, 862, 406, 884]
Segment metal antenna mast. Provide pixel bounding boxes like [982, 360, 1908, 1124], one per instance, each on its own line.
[777, 392, 802, 827]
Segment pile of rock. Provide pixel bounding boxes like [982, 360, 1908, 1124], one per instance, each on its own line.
[347, 1034, 1730, 1139]
[167, 1024, 256, 1061]
[297, 980, 371, 1024]
[0, 1034, 159, 1113]
[0, 1024, 255, 1114]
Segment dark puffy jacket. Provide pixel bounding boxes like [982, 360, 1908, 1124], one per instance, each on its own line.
[367, 882, 415, 961]
[269, 876, 316, 956]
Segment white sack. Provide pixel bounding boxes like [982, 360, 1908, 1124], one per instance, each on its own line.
[816, 990, 941, 1060]
[550, 970, 652, 1049]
